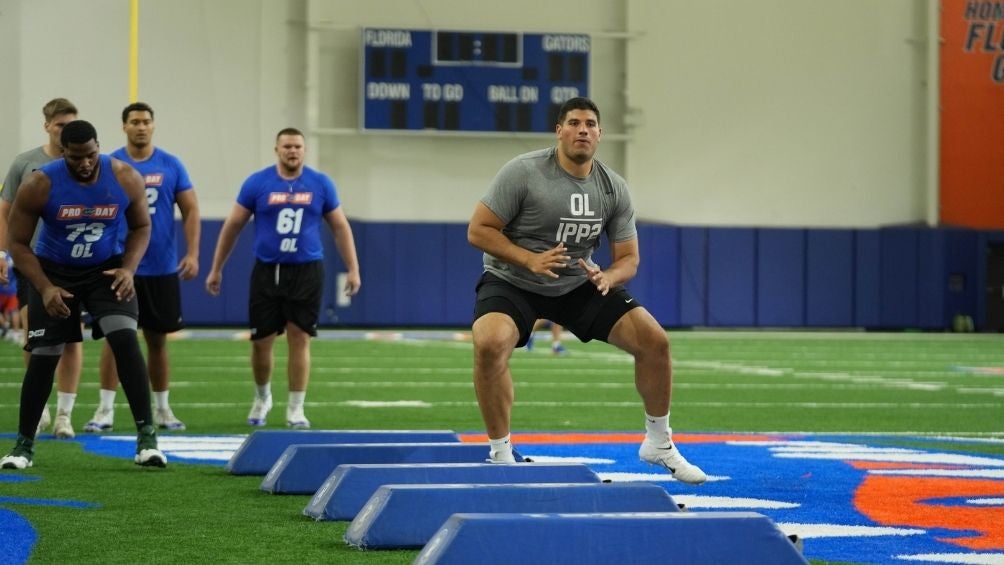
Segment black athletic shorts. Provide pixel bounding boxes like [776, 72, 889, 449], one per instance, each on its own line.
[26, 256, 138, 350]
[473, 272, 641, 348]
[135, 274, 185, 333]
[249, 259, 323, 340]
[13, 267, 31, 307]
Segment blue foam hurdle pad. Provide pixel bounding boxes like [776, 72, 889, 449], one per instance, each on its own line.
[414, 512, 809, 565]
[261, 443, 490, 494]
[345, 483, 679, 549]
[305, 463, 602, 521]
[225, 430, 460, 475]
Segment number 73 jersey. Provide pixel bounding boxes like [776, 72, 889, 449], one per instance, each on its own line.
[236, 164, 341, 264]
[34, 155, 132, 267]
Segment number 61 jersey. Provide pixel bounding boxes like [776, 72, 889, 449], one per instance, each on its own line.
[34, 155, 132, 267]
[236, 165, 340, 264]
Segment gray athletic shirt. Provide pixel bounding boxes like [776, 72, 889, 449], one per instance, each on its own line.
[1, 146, 53, 247]
[481, 146, 637, 297]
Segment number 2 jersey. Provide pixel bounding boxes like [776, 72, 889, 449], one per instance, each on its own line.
[111, 147, 193, 276]
[236, 164, 340, 264]
[34, 155, 131, 267]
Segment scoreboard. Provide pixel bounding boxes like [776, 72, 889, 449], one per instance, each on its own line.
[361, 28, 590, 133]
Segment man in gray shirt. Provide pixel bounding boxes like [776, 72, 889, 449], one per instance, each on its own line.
[0, 98, 83, 439]
[467, 96, 706, 484]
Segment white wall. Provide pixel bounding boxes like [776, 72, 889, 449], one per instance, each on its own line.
[625, 0, 932, 227]
[0, 0, 933, 228]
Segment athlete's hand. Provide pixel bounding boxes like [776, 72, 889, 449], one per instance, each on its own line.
[0, 256, 8, 285]
[205, 270, 222, 297]
[526, 242, 570, 279]
[103, 268, 136, 301]
[177, 254, 199, 281]
[579, 258, 611, 296]
[42, 286, 73, 318]
[343, 270, 361, 297]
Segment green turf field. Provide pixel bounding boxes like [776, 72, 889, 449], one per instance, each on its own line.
[1, 330, 1002, 564]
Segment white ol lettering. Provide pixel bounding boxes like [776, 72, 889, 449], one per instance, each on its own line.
[569, 193, 595, 216]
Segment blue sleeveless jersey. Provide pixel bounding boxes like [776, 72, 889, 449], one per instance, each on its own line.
[35, 155, 131, 266]
[111, 147, 194, 276]
[236, 165, 340, 264]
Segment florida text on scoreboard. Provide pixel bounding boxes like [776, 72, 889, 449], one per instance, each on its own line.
[361, 28, 590, 133]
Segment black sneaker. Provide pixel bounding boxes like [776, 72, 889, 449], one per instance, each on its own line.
[1, 435, 35, 470]
[135, 425, 167, 468]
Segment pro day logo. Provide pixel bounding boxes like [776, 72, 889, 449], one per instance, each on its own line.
[3, 433, 1002, 564]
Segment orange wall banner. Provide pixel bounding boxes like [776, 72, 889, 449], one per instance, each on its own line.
[940, 0, 1004, 229]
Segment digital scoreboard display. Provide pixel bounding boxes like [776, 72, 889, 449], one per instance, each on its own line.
[361, 28, 590, 133]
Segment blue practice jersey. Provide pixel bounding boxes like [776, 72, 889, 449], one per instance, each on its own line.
[111, 147, 193, 276]
[35, 155, 130, 267]
[0, 255, 15, 295]
[236, 165, 340, 264]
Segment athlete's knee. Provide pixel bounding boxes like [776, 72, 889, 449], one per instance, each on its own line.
[98, 314, 138, 335]
[32, 344, 66, 357]
[473, 324, 518, 365]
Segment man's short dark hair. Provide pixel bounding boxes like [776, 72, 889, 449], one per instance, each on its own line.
[122, 102, 155, 123]
[276, 127, 304, 142]
[555, 97, 601, 125]
[61, 120, 98, 147]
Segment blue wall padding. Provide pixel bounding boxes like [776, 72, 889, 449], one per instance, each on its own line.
[305, 462, 602, 521]
[916, 229, 946, 328]
[756, 229, 805, 326]
[707, 228, 756, 326]
[854, 230, 881, 327]
[943, 229, 979, 321]
[413, 512, 809, 565]
[805, 230, 854, 326]
[175, 220, 995, 330]
[260, 443, 490, 495]
[679, 227, 708, 326]
[880, 228, 919, 327]
[345, 482, 680, 549]
[225, 430, 460, 475]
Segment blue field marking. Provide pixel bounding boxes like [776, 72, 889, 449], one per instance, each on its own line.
[1, 432, 1002, 565]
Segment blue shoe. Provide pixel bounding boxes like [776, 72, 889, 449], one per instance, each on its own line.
[525, 335, 535, 351]
[551, 343, 568, 355]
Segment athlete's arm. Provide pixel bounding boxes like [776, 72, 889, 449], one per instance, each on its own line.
[205, 203, 251, 297]
[324, 207, 360, 296]
[0, 198, 11, 283]
[8, 172, 72, 317]
[104, 160, 151, 301]
[175, 188, 201, 280]
[467, 201, 569, 278]
[578, 238, 639, 296]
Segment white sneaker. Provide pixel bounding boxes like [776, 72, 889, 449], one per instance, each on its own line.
[487, 449, 516, 463]
[639, 440, 707, 485]
[285, 405, 310, 429]
[53, 411, 75, 439]
[135, 448, 168, 468]
[247, 396, 272, 426]
[83, 407, 115, 432]
[0, 454, 32, 470]
[37, 405, 52, 436]
[154, 408, 186, 431]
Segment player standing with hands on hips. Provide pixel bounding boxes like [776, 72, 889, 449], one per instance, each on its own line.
[467, 97, 706, 484]
[206, 128, 360, 429]
[1, 120, 166, 469]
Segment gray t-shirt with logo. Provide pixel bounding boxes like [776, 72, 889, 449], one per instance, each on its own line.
[2, 146, 55, 247]
[480, 146, 637, 297]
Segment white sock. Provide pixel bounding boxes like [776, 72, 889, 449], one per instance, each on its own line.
[99, 388, 117, 411]
[644, 412, 672, 446]
[488, 434, 515, 462]
[154, 390, 170, 411]
[57, 392, 76, 415]
[288, 390, 306, 410]
[255, 383, 271, 400]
